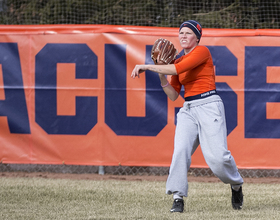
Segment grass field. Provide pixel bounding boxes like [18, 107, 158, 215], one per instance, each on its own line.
[0, 176, 279, 220]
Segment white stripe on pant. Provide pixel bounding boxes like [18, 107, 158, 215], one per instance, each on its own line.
[166, 95, 243, 197]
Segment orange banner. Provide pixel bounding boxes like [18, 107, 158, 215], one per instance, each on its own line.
[0, 25, 280, 169]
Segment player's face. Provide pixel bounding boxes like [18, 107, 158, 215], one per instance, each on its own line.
[179, 27, 199, 50]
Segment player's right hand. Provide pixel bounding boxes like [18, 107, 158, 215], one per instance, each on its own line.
[131, 65, 146, 79]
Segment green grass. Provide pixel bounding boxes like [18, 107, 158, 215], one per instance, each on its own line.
[0, 177, 279, 219]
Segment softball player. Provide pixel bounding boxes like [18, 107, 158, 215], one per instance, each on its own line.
[131, 20, 243, 213]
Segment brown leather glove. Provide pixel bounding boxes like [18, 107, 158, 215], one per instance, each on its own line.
[151, 38, 177, 65]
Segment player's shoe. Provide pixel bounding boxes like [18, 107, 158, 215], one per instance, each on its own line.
[170, 198, 184, 213]
[231, 186, 243, 210]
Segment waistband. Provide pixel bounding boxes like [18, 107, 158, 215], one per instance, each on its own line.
[184, 90, 217, 101]
[183, 93, 221, 109]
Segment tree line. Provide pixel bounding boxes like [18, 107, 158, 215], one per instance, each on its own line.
[0, 0, 279, 29]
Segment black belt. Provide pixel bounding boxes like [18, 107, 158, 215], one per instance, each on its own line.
[184, 90, 217, 101]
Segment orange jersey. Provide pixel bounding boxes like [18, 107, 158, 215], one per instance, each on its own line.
[171, 45, 215, 98]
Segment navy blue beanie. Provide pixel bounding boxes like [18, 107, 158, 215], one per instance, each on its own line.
[179, 20, 202, 42]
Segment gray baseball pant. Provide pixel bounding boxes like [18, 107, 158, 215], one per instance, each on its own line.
[166, 95, 243, 197]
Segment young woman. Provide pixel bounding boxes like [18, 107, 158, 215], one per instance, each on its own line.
[131, 20, 243, 213]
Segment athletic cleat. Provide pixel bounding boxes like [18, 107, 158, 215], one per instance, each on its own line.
[231, 186, 243, 210]
[170, 199, 184, 213]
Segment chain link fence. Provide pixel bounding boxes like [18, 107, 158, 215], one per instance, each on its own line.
[1, 163, 280, 178]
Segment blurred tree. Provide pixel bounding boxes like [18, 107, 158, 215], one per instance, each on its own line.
[0, 0, 279, 28]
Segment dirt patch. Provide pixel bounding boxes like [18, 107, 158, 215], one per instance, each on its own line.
[1, 172, 280, 184]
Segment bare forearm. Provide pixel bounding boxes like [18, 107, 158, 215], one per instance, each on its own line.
[158, 74, 168, 85]
[158, 74, 179, 101]
[148, 64, 177, 75]
[131, 63, 179, 100]
[131, 64, 177, 78]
